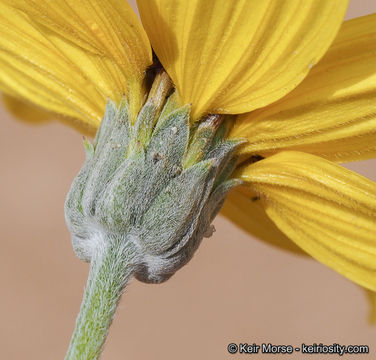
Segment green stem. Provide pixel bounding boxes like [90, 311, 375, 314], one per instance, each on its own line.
[65, 234, 137, 360]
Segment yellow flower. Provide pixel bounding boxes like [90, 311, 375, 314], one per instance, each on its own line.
[1, 0, 376, 311]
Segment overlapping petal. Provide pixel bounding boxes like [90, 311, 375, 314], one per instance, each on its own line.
[8, 0, 151, 77]
[232, 14, 376, 163]
[221, 187, 305, 256]
[138, 0, 348, 119]
[236, 151, 376, 291]
[0, 1, 152, 131]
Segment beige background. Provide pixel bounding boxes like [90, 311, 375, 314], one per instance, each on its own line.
[1, 1, 376, 359]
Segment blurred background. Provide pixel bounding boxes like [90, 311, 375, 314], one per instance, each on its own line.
[1, 1, 376, 359]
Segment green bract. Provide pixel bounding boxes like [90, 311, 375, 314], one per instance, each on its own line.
[65, 74, 242, 284]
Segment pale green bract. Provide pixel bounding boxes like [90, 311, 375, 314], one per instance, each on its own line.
[65, 96, 242, 282]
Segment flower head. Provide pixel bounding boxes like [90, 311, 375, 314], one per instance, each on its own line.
[1, 0, 376, 306]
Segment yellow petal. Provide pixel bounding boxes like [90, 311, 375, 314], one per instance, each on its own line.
[2, 94, 51, 124]
[232, 14, 376, 163]
[8, 0, 151, 76]
[0, 1, 152, 130]
[221, 187, 306, 256]
[236, 151, 376, 291]
[364, 288, 376, 324]
[138, 0, 348, 119]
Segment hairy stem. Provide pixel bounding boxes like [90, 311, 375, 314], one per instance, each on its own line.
[65, 234, 137, 360]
